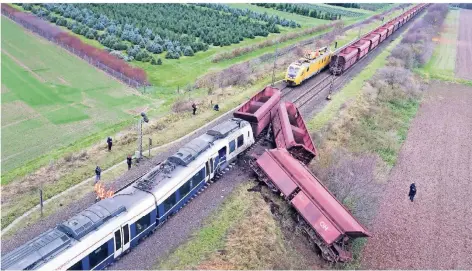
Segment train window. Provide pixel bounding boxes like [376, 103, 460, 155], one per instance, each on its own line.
[67, 259, 83, 270]
[123, 225, 130, 245]
[163, 193, 177, 214]
[229, 140, 236, 153]
[89, 242, 109, 269]
[191, 167, 205, 185]
[237, 135, 244, 148]
[179, 179, 192, 198]
[114, 230, 121, 251]
[135, 212, 151, 236]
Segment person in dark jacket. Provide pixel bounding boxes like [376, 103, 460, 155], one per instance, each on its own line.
[213, 104, 219, 111]
[408, 183, 417, 202]
[95, 166, 102, 183]
[107, 137, 113, 151]
[192, 103, 197, 115]
[127, 155, 132, 170]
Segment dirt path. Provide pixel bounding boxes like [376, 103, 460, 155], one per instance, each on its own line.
[361, 82, 472, 269]
[456, 9, 472, 80]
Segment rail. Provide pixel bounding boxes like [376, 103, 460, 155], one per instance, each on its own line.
[292, 4, 428, 109]
[333, 4, 423, 55]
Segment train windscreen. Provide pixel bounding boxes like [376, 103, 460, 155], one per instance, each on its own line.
[287, 66, 300, 77]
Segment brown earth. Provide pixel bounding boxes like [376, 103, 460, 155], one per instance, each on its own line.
[361, 82, 472, 269]
[456, 9, 472, 80]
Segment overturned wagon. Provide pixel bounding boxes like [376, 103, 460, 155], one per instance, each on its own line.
[233, 86, 281, 137]
[271, 101, 317, 164]
[251, 149, 370, 262]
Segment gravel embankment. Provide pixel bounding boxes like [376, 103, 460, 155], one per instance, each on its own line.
[361, 82, 472, 269]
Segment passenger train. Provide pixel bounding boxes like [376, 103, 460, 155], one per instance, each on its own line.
[2, 118, 255, 270]
[2, 4, 428, 269]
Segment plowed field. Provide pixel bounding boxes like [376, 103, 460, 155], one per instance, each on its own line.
[456, 9, 472, 80]
[361, 82, 472, 269]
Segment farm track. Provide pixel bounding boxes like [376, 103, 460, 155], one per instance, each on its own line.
[1, 8, 423, 268]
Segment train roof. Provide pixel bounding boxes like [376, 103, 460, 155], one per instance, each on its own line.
[3, 118, 251, 270]
[1, 228, 75, 270]
[132, 118, 249, 192]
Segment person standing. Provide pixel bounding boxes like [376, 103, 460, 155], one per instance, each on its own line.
[95, 166, 102, 183]
[192, 103, 197, 115]
[127, 155, 132, 170]
[107, 137, 113, 151]
[408, 183, 417, 202]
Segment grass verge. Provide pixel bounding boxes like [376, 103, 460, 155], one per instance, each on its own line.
[157, 182, 316, 270]
[307, 35, 403, 132]
[1, 75, 281, 231]
[156, 182, 254, 269]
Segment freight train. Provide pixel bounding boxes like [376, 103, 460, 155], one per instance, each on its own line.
[2, 4, 427, 270]
[285, 4, 427, 84]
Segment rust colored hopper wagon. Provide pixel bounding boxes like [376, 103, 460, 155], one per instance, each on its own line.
[329, 46, 358, 74]
[233, 86, 281, 137]
[271, 101, 317, 164]
[251, 149, 370, 262]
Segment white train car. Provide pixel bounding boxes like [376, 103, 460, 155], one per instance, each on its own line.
[2, 118, 255, 271]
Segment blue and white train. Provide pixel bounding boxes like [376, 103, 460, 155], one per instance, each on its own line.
[2, 118, 255, 270]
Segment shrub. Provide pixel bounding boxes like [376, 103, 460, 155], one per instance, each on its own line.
[157, 58, 162, 65]
[127, 45, 141, 57]
[146, 42, 163, 54]
[135, 50, 151, 62]
[165, 49, 180, 59]
[112, 41, 128, 51]
[183, 46, 194, 56]
[85, 29, 96, 39]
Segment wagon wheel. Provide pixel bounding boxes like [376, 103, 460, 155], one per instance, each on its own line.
[267, 181, 279, 194]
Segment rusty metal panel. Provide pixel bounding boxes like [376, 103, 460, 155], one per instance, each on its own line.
[272, 102, 317, 164]
[233, 86, 281, 137]
[256, 150, 298, 197]
[291, 191, 342, 245]
[268, 149, 370, 238]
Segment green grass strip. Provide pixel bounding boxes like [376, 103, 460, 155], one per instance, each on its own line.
[156, 182, 253, 270]
[307, 29, 406, 132]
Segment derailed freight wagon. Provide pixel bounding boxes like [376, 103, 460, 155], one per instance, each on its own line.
[251, 149, 370, 262]
[233, 86, 281, 137]
[271, 101, 317, 164]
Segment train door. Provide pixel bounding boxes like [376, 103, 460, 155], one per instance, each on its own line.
[210, 158, 214, 176]
[114, 224, 130, 258]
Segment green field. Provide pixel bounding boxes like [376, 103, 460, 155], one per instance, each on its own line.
[1, 17, 159, 175]
[422, 10, 459, 79]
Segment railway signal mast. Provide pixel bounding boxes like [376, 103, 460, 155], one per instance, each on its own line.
[136, 112, 149, 162]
